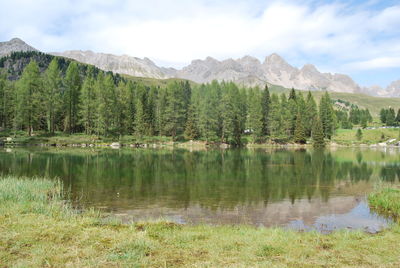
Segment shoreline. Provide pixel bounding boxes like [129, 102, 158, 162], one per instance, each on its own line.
[1, 176, 400, 267]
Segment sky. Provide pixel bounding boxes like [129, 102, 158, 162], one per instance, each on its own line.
[1, 0, 400, 87]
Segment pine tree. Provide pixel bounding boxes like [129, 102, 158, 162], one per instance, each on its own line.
[269, 94, 283, 139]
[385, 108, 396, 126]
[96, 74, 116, 136]
[356, 128, 363, 141]
[304, 91, 317, 137]
[43, 58, 62, 134]
[198, 82, 220, 142]
[64, 62, 81, 133]
[396, 109, 400, 125]
[294, 112, 306, 144]
[312, 116, 325, 147]
[0, 71, 14, 129]
[115, 81, 132, 136]
[163, 82, 186, 140]
[246, 87, 263, 142]
[280, 93, 291, 139]
[261, 84, 271, 136]
[80, 66, 96, 135]
[319, 92, 335, 139]
[14, 60, 43, 136]
[184, 103, 199, 140]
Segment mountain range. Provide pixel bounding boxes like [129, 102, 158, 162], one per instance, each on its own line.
[1, 38, 399, 97]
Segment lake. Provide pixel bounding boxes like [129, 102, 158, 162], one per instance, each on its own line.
[1, 147, 399, 232]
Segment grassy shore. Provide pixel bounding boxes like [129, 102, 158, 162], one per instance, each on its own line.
[1, 177, 400, 267]
[369, 188, 400, 218]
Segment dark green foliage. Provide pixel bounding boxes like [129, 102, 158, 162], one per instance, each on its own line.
[43, 58, 62, 133]
[163, 82, 187, 140]
[380, 107, 397, 126]
[247, 87, 264, 142]
[64, 62, 81, 133]
[261, 84, 271, 136]
[356, 129, 363, 141]
[294, 112, 306, 144]
[319, 92, 336, 139]
[312, 117, 325, 147]
[0, 71, 14, 129]
[184, 103, 199, 140]
[304, 91, 318, 137]
[14, 60, 43, 136]
[1, 54, 381, 144]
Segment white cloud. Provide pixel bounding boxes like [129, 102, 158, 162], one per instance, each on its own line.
[344, 57, 400, 70]
[1, 0, 400, 85]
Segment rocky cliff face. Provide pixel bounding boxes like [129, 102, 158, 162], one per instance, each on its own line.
[175, 54, 361, 93]
[51, 50, 173, 79]
[0, 38, 38, 58]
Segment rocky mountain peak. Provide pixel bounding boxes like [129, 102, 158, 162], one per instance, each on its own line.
[0, 37, 38, 58]
[301, 64, 319, 73]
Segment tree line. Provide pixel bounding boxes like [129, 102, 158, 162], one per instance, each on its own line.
[380, 107, 400, 126]
[0, 58, 353, 146]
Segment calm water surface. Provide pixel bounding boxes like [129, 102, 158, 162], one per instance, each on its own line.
[1, 147, 399, 231]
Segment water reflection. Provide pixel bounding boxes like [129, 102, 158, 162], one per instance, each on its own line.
[0, 148, 399, 228]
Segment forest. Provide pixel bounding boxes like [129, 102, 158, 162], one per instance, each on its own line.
[0, 54, 378, 147]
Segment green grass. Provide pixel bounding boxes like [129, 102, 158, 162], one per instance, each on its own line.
[333, 128, 400, 145]
[2, 176, 400, 267]
[369, 188, 400, 218]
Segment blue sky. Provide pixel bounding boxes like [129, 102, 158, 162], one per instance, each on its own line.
[1, 0, 399, 87]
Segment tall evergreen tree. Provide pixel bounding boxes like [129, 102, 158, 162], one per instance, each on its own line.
[198, 82, 220, 142]
[247, 87, 264, 142]
[269, 93, 283, 139]
[0, 71, 14, 129]
[294, 111, 306, 144]
[304, 91, 317, 137]
[184, 102, 199, 140]
[163, 82, 186, 140]
[319, 92, 335, 139]
[14, 60, 43, 136]
[79, 66, 96, 135]
[280, 93, 292, 139]
[64, 62, 81, 133]
[43, 58, 62, 133]
[261, 84, 271, 136]
[312, 116, 325, 147]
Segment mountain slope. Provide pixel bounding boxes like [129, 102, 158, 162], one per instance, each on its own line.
[0, 38, 38, 58]
[51, 50, 175, 79]
[175, 54, 361, 93]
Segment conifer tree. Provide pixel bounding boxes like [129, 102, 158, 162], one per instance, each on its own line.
[133, 84, 148, 137]
[184, 103, 199, 140]
[312, 116, 325, 147]
[14, 60, 43, 136]
[80, 66, 96, 134]
[155, 86, 167, 136]
[304, 91, 318, 137]
[43, 58, 62, 133]
[247, 87, 264, 142]
[261, 84, 271, 136]
[280, 93, 291, 139]
[0, 71, 14, 129]
[356, 128, 363, 141]
[198, 82, 220, 142]
[163, 82, 186, 140]
[319, 92, 335, 139]
[64, 62, 81, 133]
[269, 94, 283, 139]
[294, 112, 306, 144]
[96, 74, 116, 136]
